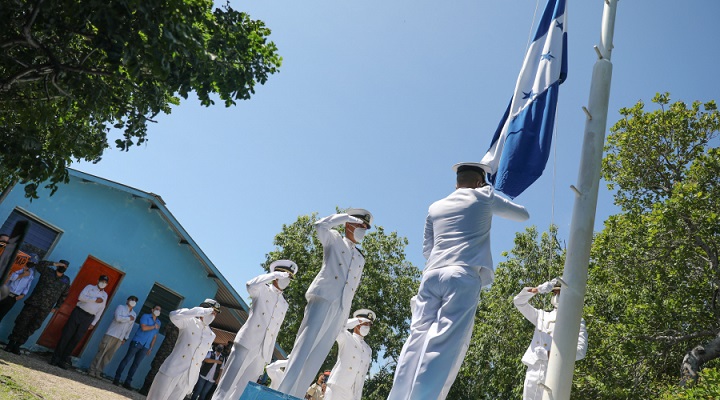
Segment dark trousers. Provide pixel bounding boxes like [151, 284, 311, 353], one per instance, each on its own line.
[191, 377, 215, 400]
[0, 296, 18, 323]
[115, 341, 148, 385]
[8, 304, 52, 345]
[52, 307, 94, 364]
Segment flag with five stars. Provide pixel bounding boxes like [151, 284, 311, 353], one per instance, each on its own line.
[481, 0, 568, 198]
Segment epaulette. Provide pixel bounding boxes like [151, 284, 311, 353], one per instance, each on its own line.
[355, 247, 365, 258]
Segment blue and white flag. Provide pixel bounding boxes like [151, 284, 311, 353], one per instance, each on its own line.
[481, 0, 568, 198]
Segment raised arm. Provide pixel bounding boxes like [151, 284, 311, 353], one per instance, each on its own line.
[170, 307, 214, 328]
[247, 272, 289, 297]
[491, 192, 530, 222]
[513, 287, 540, 325]
[314, 213, 363, 246]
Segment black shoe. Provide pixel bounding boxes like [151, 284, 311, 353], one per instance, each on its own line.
[9, 345, 20, 355]
[58, 362, 69, 370]
[49, 358, 59, 366]
[113, 379, 120, 386]
[122, 382, 133, 390]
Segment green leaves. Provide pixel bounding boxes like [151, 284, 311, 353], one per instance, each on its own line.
[0, 0, 281, 197]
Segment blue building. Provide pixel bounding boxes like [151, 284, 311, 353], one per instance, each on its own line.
[0, 169, 285, 385]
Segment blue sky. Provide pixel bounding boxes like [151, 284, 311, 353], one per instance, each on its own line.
[76, 0, 720, 300]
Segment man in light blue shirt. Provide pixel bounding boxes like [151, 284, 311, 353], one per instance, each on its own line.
[0, 254, 37, 323]
[114, 304, 162, 389]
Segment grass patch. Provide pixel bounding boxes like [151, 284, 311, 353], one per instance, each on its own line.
[0, 374, 44, 399]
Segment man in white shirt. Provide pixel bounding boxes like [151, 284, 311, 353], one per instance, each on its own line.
[146, 299, 219, 400]
[324, 309, 374, 400]
[278, 209, 372, 398]
[212, 260, 298, 400]
[388, 162, 530, 400]
[88, 295, 138, 378]
[0, 253, 37, 322]
[50, 275, 109, 369]
[514, 279, 588, 400]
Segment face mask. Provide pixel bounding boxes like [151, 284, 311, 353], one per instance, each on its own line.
[128, 300, 137, 307]
[98, 282, 108, 289]
[277, 277, 291, 290]
[358, 325, 371, 336]
[153, 310, 161, 317]
[353, 227, 366, 242]
[56, 266, 67, 274]
[204, 314, 215, 325]
[551, 293, 560, 308]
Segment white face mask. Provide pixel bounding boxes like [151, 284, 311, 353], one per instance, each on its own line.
[128, 300, 137, 308]
[204, 314, 215, 325]
[98, 282, 108, 289]
[153, 309, 161, 317]
[277, 277, 291, 290]
[353, 227, 367, 242]
[551, 293, 560, 308]
[358, 325, 371, 337]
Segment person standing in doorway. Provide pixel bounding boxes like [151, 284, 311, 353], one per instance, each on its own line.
[50, 275, 109, 369]
[4, 259, 71, 355]
[0, 253, 37, 322]
[88, 295, 138, 378]
[114, 304, 162, 389]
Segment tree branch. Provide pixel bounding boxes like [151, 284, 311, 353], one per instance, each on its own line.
[639, 329, 719, 343]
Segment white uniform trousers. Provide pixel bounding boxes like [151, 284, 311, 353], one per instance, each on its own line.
[278, 296, 345, 398]
[147, 370, 189, 400]
[325, 383, 352, 400]
[212, 345, 263, 400]
[388, 266, 482, 400]
[523, 359, 548, 400]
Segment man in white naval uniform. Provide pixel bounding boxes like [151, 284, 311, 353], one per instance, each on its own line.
[514, 279, 588, 400]
[388, 162, 530, 400]
[146, 299, 220, 400]
[278, 208, 373, 398]
[212, 260, 298, 400]
[324, 309, 375, 400]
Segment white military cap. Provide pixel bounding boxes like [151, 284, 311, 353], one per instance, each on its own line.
[452, 162, 492, 175]
[270, 259, 298, 277]
[200, 298, 222, 313]
[346, 208, 373, 228]
[353, 309, 376, 323]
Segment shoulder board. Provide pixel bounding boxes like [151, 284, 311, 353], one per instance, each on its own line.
[355, 247, 365, 257]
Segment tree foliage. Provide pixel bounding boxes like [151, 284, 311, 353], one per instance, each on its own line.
[577, 93, 720, 398]
[1, 0, 281, 197]
[262, 213, 421, 392]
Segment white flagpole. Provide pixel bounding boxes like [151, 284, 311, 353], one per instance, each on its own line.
[541, 1, 618, 399]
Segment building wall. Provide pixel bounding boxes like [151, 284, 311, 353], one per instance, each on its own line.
[0, 176, 220, 382]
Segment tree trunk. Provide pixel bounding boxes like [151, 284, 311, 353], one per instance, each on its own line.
[680, 335, 720, 386]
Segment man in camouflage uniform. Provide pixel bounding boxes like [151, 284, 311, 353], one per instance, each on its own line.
[140, 322, 179, 395]
[4, 259, 71, 354]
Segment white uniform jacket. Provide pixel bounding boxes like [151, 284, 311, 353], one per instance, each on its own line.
[159, 307, 216, 387]
[306, 213, 365, 309]
[234, 272, 289, 363]
[327, 318, 372, 400]
[423, 186, 529, 284]
[513, 288, 588, 366]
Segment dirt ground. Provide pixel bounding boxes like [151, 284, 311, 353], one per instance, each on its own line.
[0, 348, 146, 400]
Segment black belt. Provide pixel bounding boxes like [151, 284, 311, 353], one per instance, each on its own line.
[8, 293, 20, 298]
[75, 307, 93, 316]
